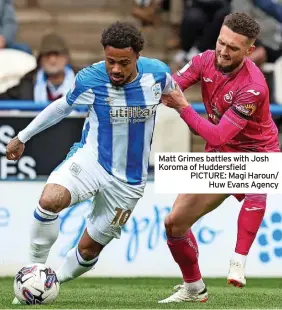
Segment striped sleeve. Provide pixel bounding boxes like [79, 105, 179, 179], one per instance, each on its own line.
[66, 70, 95, 106]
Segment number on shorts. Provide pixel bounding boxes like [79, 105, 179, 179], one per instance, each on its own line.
[111, 208, 132, 226]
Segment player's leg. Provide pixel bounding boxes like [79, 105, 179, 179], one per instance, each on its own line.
[228, 194, 267, 288]
[56, 173, 143, 283]
[30, 184, 71, 264]
[159, 193, 228, 304]
[29, 145, 106, 265]
[56, 228, 103, 283]
[12, 182, 73, 305]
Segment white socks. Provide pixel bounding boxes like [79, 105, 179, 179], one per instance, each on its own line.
[29, 205, 60, 263]
[56, 247, 98, 283]
[184, 279, 205, 293]
[232, 252, 247, 267]
[30, 206, 99, 284]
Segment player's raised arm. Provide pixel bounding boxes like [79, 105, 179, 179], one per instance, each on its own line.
[161, 84, 266, 148]
[172, 53, 203, 91]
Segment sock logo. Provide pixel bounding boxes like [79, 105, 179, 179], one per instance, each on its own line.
[245, 206, 263, 211]
[257, 211, 282, 263]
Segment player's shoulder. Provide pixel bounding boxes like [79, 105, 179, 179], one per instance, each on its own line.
[201, 49, 215, 58]
[75, 61, 107, 88]
[243, 58, 268, 88]
[138, 57, 171, 74]
[194, 49, 215, 63]
[235, 77, 268, 102]
[232, 59, 268, 98]
[188, 50, 214, 69]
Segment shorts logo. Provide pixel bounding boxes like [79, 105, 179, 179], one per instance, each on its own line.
[151, 83, 162, 100]
[70, 163, 82, 176]
[224, 91, 233, 104]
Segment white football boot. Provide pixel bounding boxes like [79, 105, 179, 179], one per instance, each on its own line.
[227, 260, 246, 288]
[158, 284, 208, 303]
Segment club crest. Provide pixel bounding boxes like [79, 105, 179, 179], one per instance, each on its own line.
[151, 83, 162, 100]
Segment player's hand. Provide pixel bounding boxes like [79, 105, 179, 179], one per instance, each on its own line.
[161, 84, 189, 114]
[6, 137, 25, 161]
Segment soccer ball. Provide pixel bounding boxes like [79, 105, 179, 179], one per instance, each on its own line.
[13, 263, 60, 305]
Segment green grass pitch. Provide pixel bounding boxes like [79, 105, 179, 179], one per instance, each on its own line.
[1, 277, 281, 309]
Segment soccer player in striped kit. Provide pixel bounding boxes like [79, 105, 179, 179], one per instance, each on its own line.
[6, 22, 174, 302]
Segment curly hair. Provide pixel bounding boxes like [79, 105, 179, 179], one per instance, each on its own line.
[223, 12, 260, 41]
[101, 22, 144, 53]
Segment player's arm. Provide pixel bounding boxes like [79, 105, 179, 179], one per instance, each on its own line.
[6, 70, 93, 160]
[161, 84, 265, 147]
[6, 97, 74, 160]
[179, 105, 248, 147]
[172, 53, 203, 91]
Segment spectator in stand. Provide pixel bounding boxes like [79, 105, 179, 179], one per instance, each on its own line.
[232, 0, 282, 67]
[0, 0, 31, 54]
[131, 0, 163, 26]
[0, 33, 76, 103]
[172, 0, 231, 67]
[252, 0, 282, 23]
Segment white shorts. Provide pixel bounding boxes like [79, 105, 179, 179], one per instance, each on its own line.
[47, 145, 145, 245]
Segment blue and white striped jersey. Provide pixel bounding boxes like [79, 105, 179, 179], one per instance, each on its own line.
[66, 57, 174, 185]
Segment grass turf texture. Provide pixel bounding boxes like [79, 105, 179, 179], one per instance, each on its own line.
[1, 277, 281, 309]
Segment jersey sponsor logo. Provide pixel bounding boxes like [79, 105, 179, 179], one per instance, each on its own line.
[109, 105, 158, 124]
[151, 83, 162, 100]
[203, 77, 213, 83]
[247, 89, 260, 96]
[224, 91, 233, 104]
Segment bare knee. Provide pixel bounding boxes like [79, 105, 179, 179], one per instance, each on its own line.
[78, 230, 104, 261]
[165, 215, 190, 238]
[39, 184, 71, 213]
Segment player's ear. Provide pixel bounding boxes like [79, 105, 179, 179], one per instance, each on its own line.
[136, 52, 140, 60]
[246, 44, 255, 56]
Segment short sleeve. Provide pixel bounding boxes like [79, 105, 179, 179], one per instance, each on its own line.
[162, 72, 176, 94]
[172, 53, 203, 91]
[232, 84, 267, 119]
[66, 70, 95, 106]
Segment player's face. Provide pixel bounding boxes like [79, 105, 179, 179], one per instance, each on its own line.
[215, 25, 255, 73]
[104, 46, 139, 87]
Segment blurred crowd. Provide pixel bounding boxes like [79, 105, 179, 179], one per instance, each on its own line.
[1, 0, 282, 137]
[132, 0, 282, 70]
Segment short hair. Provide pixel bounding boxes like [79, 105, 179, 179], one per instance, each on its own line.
[223, 12, 260, 41]
[101, 21, 144, 53]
